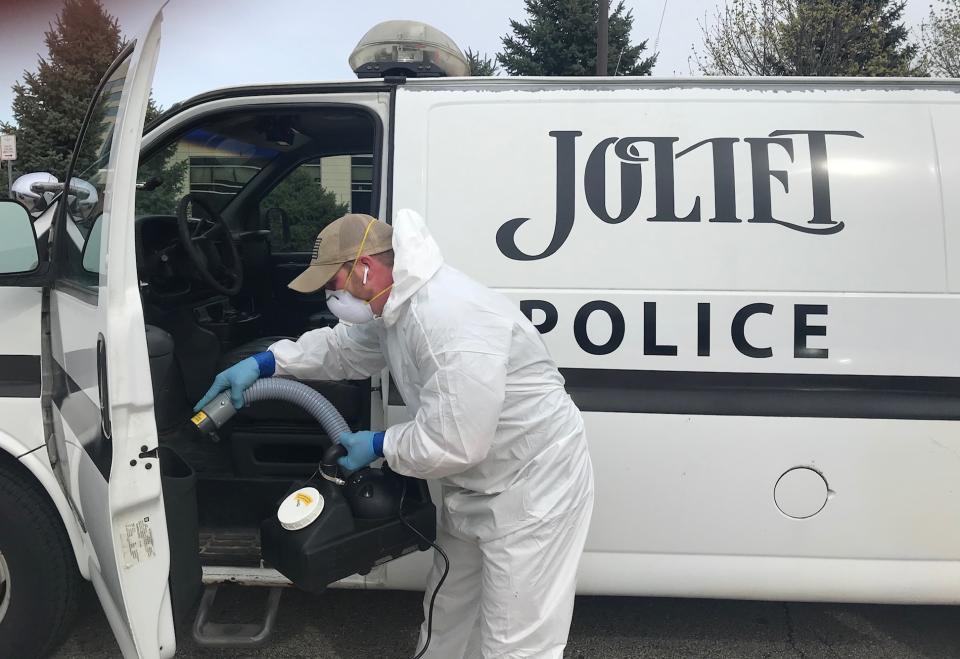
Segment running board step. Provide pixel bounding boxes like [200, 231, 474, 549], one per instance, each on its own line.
[191, 584, 282, 647]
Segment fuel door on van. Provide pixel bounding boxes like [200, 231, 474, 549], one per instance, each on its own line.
[46, 9, 175, 659]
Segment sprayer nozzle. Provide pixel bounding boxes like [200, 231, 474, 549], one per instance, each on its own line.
[190, 391, 239, 435]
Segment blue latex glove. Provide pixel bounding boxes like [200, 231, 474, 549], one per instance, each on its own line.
[193, 352, 274, 412]
[337, 431, 385, 472]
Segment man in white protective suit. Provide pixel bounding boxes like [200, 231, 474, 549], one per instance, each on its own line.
[194, 209, 595, 658]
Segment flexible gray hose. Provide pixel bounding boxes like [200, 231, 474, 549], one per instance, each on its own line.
[242, 378, 351, 441]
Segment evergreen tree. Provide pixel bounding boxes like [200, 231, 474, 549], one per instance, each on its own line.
[858, 0, 918, 73]
[498, 0, 657, 76]
[466, 48, 500, 76]
[695, 0, 920, 76]
[261, 167, 349, 252]
[776, 0, 919, 75]
[4, 0, 123, 195]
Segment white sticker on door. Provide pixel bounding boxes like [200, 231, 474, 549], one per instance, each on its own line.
[120, 516, 156, 569]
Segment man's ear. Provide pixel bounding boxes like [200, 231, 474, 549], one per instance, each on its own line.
[358, 254, 378, 272]
[353, 255, 372, 285]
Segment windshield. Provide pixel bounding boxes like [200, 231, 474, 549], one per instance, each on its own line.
[135, 114, 286, 217]
[134, 107, 378, 248]
[179, 128, 279, 207]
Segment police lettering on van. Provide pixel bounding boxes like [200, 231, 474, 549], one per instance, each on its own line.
[520, 298, 829, 359]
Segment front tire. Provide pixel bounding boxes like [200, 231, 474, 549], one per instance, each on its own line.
[0, 459, 81, 658]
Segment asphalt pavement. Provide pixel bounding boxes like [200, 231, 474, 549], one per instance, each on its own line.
[54, 583, 960, 658]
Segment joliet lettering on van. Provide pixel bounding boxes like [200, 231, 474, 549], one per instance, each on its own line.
[496, 129, 865, 262]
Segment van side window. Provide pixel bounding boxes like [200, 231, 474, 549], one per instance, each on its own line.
[260, 154, 374, 253]
[57, 56, 131, 293]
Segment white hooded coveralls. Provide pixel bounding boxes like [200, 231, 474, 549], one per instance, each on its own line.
[270, 210, 595, 658]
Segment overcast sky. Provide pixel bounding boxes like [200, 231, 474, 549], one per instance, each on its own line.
[0, 0, 936, 126]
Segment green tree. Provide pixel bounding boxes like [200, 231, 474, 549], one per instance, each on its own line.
[466, 48, 500, 76]
[261, 166, 349, 252]
[920, 0, 960, 76]
[498, 0, 657, 76]
[2, 0, 123, 196]
[694, 0, 920, 76]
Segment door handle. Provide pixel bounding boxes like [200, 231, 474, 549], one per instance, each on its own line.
[96, 333, 112, 440]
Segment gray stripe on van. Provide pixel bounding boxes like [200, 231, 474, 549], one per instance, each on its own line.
[561, 368, 960, 420]
[0, 355, 41, 398]
[389, 368, 960, 420]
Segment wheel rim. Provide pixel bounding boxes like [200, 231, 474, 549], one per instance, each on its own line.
[0, 551, 9, 625]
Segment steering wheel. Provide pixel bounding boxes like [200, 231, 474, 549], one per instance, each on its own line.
[176, 194, 243, 296]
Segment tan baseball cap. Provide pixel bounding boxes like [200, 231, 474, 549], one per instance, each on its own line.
[287, 214, 393, 293]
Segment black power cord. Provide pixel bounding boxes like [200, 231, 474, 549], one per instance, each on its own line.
[398, 478, 450, 659]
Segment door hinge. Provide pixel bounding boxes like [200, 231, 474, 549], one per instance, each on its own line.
[138, 445, 159, 460]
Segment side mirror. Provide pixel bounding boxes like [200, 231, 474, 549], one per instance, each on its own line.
[67, 177, 99, 221]
[265, 207, 291, 243]
[82, 214, 104, 274]
[11, 172, 58, 215]
[0, 199, 40, 274]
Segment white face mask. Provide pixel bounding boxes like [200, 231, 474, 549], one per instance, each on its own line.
[325, 289, 376, 324]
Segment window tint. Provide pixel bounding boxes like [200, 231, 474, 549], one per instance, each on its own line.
[59, 55, 130, 292]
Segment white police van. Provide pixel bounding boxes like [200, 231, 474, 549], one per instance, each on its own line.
[1, 8, 959, 658]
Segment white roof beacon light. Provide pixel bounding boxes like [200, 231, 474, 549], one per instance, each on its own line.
[349, 20, 470, 79]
